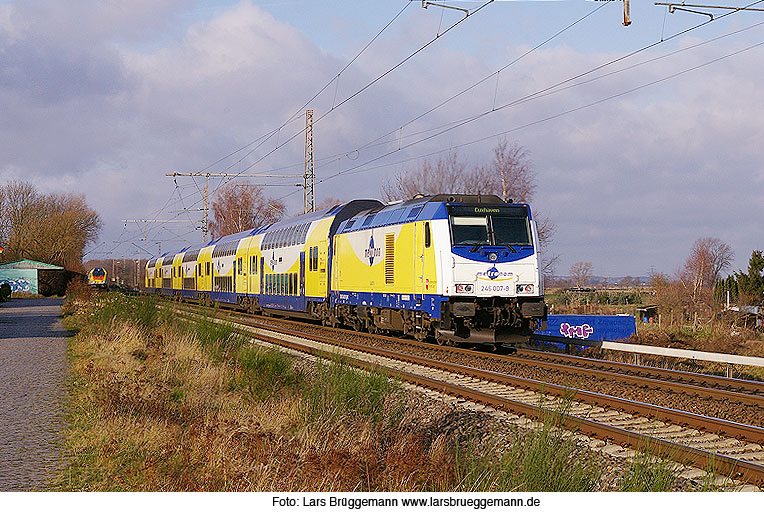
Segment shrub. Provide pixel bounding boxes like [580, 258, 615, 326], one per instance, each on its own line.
[0, 282, 11, 301]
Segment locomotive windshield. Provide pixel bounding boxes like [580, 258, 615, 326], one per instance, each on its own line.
[448, 205, 532, 247]
[450, 216, 489, 245]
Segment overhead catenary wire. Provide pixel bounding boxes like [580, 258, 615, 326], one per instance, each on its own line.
[209, 0, 497, 193]
[317, 35, 764, 185]
[212, 0, 759, 200]
[308, 0, 764, 183]
[201, 1, 414, 192]
[124, 0, 763, 259]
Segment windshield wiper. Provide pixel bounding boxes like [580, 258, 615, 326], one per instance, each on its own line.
[501, 243, 518, 253]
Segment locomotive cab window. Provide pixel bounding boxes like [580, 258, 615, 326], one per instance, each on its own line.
[448, 205, 532, 247]
[492, 216, 531, 246]
[450, 216, 489, 246]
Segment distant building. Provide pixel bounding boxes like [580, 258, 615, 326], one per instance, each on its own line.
[0, 259, 77, 295]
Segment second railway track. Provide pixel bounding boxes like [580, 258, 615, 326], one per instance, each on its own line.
[166, 301, 764, 487]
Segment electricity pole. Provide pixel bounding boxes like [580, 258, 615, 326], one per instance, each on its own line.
[304, 110, 315, 214]
[166, 171, 304, 240]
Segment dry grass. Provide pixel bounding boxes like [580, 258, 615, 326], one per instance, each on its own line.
[60, 293, 676, 492]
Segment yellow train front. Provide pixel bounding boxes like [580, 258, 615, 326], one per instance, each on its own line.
[87, 267, 107, 289]
[331, 194, 546, 344]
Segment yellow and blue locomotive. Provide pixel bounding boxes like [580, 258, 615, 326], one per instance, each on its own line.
[146, 194, 546, 344]
[87, 267, 107, 288]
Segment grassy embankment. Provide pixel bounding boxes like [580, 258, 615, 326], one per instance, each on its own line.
[58, 287, 698, 491]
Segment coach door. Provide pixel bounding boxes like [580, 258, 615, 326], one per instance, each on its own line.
[300, 252, 306, 296]
[260, 257, 264, 295]
[318, 240, 327, 295]
[414, 222, 424, 304]
[298, 252, 306, 311]
[414, 221, 434, 304]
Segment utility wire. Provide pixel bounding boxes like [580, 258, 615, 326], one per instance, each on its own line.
[312, 0, 764, 183]
[212, 0, 497, 192]
[319, 37, 764, 184]
[147, 0, 763, 242]
[198, 1, 413, 187]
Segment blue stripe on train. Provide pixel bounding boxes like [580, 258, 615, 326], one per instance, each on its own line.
[331, 291, 445, 319]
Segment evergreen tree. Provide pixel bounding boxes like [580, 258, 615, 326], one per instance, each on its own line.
[735, 250, 764, 305]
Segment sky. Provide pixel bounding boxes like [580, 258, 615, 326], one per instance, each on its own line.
[1, 0, 762, 277]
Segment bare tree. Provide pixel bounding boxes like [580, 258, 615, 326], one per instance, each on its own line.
[382, 140, 556, 275]
[209, 182, 285, 239]
[0, 180, 102, 268]
[680, 237, 734, 308]
[473, 138, 535, 203]
[315, 197, 344, 211]
[381, 150, 468, 202]
[569, 261, 593, 289]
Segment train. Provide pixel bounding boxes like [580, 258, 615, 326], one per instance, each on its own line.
[145, 194, 547, 345]
[87, 267, 108, 288]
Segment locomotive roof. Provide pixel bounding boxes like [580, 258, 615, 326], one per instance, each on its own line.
[337, 194, 528, 234]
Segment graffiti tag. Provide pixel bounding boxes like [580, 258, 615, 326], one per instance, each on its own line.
[559, 323, 594, 339]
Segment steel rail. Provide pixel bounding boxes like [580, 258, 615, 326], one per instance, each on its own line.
[177, 308, 764, 487]
[239, 318, 764, 444]
[515, 348, 764, 395]
[169, 304, 764, 483]
[172, 301, 764, 407]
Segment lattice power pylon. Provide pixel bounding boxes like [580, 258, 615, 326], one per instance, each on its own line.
[304, 109, 315, 214]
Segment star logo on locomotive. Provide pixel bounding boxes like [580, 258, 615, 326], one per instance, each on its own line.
[364, 235, 381, 266]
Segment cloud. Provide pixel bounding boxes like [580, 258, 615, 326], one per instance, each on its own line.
[0, 0, 761, 276]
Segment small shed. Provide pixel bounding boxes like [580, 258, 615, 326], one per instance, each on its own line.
[0, 259, 65, 295]
[636, 305, 659, 323]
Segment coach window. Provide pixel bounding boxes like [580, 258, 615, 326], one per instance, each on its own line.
[424, 222, 431, 248]
[238, 257, 243, 274]
[206, 262, 210, 276]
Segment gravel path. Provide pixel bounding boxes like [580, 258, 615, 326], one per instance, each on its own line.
[0, 298, 69, 491]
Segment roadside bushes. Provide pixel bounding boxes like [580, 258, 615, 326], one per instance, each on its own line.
[552, 290, 643, 307]
[0, 282, 11, 301]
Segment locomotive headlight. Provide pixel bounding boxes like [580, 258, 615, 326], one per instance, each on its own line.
[455, 283, 474, 294]
[516, 284, 534, 294]
[488, 252, 498, 262]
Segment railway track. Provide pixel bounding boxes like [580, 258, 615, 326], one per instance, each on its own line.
[179, 304, 764, 424]
[166, 301, 764, 487]
[514, 349, 764, 397]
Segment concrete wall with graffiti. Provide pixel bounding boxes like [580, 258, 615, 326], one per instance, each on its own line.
[0, 270, 38, 294]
